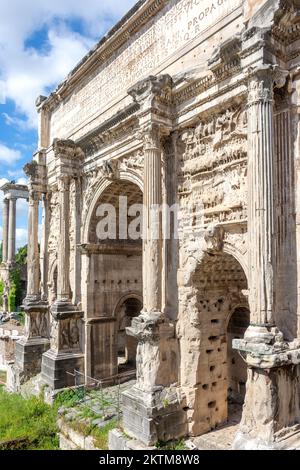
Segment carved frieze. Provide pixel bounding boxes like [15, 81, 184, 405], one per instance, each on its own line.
[178, 104, 247, 227]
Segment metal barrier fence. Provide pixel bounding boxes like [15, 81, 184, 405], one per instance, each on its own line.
[65, 369, 136, 424]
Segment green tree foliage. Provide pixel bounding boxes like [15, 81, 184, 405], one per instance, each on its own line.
[0, 280, 4, 308]
[15, 245, 27, 266]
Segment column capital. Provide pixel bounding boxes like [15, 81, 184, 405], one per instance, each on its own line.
[28, 189, 40, 203]
[247, 65, 289, 104]
[57, 175, 71, 192]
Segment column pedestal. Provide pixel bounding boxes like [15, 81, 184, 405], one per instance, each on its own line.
[233, 328, 300, 449]
[10, 300, 50, 391]
[122, 312, 186, 446]
[41, 309, 84, 390]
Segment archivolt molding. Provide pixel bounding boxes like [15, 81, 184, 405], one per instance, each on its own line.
[112, 292, 143, 318]
[82, 157, 144, 244]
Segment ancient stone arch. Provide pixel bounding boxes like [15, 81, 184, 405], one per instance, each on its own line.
[10, 0, 300, 451]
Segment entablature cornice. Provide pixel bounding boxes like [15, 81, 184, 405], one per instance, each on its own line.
[77, 103, 139, 159]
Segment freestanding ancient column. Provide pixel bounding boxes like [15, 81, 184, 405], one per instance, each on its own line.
[7, 197, 16, 265]
[233, 65, 300, 449]
[0, 182, 29, 318]
[2, 198, 9, 263]
[119, 76, 184, 447]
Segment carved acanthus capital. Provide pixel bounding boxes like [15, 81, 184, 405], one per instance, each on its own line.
[58, 175, 71, 193]
[126, 311, 166, 344]
[128, 74, 173, 108]
[28, 190, 40, 205]
[23, 161, 38, 182]
[142, 123, 161, 151]
[247, 65, 289, 105]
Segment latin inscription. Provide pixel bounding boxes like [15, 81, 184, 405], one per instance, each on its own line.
[50, 0, 242, 139]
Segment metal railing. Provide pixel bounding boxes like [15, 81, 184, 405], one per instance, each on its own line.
[65, 369, 136, 424]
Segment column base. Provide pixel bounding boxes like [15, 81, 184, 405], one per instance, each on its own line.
[9, 337, 50, 391]
[233, 326, 300, 448]
[122, 385, 188, 446]
[41, 349, 84, 390]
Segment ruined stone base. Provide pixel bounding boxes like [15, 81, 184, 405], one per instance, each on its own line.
[233, 328, 300, 449]
[122, 385, 187, 446]
[8, 338, 50, 391]
[41, 349, 84, 390]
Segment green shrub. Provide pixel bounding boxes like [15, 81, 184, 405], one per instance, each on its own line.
[0, 388, 59, 450]
[55, 387, 85, 408]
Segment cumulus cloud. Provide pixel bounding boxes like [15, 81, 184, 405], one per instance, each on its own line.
[0, 0, 137, 127]
[0, 143, 22, 165]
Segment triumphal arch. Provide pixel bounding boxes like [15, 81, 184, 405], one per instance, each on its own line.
[11, 0, 300, 449]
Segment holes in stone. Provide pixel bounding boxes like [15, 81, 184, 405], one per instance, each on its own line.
[183, 406, 190, 412]
[206, 349, 213, 354]
[232, 358, 236, 365]
[210, 366, 215, 372]
[209, 336, 219, 342]
[211, 319, 219, 324]
[208, 401, 216, 409]
[212, 382, 217, 387]
[202, 384, 209, 390]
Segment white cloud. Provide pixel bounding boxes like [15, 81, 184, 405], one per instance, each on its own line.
[16, 228, 28, 248]
[0, 143, 22, 165]
[0, 0, 137, 128]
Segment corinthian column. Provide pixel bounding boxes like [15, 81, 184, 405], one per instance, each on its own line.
[26, 191, 40, 301]
[143, 124, 163, 313]
[2, 198, 9, 263]
[56, 176, 71, 304]
[7, 197, 16, 265]
[247, 66, 279, 332]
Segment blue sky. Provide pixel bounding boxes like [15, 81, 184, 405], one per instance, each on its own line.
[0, 0, 136, 249]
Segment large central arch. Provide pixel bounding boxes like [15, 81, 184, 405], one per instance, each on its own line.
[82, 176, 143, 381]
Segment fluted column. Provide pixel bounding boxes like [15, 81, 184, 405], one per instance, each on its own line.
[247, 67, 277, 327]
[143, 124, 163, 313]
[40, 193, 49, 301]
[2, 198, 9, 263]
[7, 197, 17, 265]
[26, 191, 40, 301]
[57, 176, 71, 303]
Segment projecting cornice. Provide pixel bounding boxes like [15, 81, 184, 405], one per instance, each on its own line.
[38, 0, 169, 113]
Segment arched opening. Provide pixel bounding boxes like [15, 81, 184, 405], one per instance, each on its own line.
[85, 179, 143, 380]
[116, 297, 142, 372]
[189, 250, 249, 438]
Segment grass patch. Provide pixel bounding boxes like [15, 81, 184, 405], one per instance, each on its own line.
[92, 419, 118, 450]
[156, 439, 187, 450]
[0, 387, 59, 450]
[55, 387, 85, 408]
